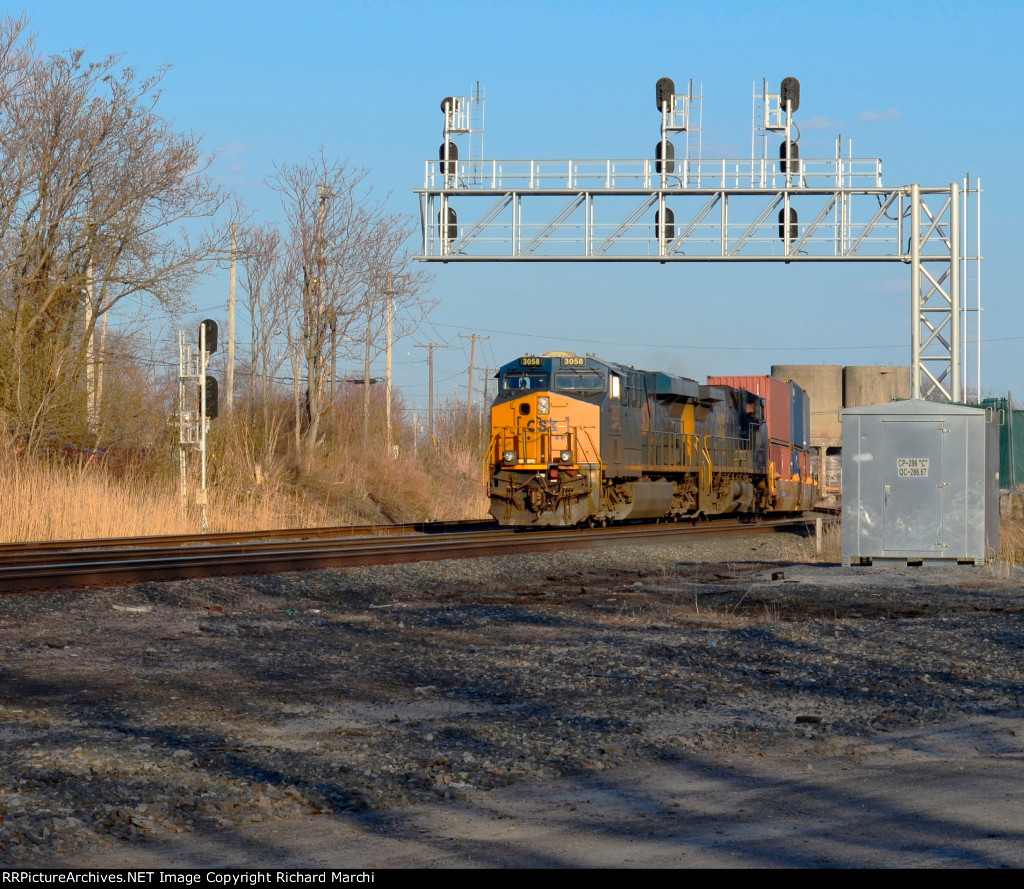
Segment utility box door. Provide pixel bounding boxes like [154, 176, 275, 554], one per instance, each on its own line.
[881, 419, 946, 554]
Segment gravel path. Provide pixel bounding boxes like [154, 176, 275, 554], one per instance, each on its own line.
[1, 528, 1023, 867]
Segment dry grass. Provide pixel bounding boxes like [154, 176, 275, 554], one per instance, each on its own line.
[608, 593, 783, 630]
[0, 459, 193, 542]
[988, 514, 1024, 577]
[813, 518, 843, 562]
[759, 517, 841, 565]
[0, 455, 343, 542]
[998, 515, 1024, 563]
[603, 566, 787, 629]
[0, 392, 491, 542]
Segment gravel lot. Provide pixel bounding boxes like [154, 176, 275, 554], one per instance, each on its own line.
[1, 527, 1023, 868]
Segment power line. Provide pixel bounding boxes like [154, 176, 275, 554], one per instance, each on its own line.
[423, 320, 916, 352]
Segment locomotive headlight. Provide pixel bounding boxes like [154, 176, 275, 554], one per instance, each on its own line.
[537, 396, 550, 415]
[559, 449, 573, 463]
[502, 450, 517, 465]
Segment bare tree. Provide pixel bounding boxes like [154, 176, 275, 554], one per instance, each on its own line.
[236, 223, 289, 445]
[267, 152, 428, 466]
[0, 16, 230, 450]
[357, 214, 433, 442]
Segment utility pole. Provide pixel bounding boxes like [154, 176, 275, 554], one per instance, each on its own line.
[85, 254, 96, 436]
[480, 366, 498, 404]
[227, 222, 236, 413]
[363, 285, 374, 442]
[307, 183, 333, 435]
[84, 217, 103, 439]
[96, 302, 107, 426]
[329, 308, 336, 403]
[415, 342, 449, 447]
[479, 366, 497, 440]
[384, 273, 396, 455]
[459, 333, 488, 421]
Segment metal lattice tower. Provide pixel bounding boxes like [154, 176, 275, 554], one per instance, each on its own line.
[961, 174, 983, 403]
[416, 78, 983, 403]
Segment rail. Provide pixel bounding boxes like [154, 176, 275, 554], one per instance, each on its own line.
[0, 520, 495, 556]
[0, 517, 814, 594]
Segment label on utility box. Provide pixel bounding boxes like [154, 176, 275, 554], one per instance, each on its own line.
[897, 457, 929, 477]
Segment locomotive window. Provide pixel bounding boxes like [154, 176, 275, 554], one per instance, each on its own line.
[554, 371, 604, 391]
[610, 375, 621, 399]
[502, 371, 549, 391]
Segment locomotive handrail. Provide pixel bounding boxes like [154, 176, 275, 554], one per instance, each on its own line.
[703, 434, 762, 473]
[493, 417, 583, 466]
[577, 425, 601, 469]
[700, 436, 714, 492]
[482, 432, 501, 487]
[646, 430, 703, 470]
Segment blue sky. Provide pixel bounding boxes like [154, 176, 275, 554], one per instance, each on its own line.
[25, 0, 1024, 410]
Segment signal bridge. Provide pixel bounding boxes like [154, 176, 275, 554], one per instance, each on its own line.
[415, 79, 982, 404]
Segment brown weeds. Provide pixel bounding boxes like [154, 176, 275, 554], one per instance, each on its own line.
[0, 391, 491, 542]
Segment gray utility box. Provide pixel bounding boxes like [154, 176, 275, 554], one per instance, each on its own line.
[842, 400, 999, 566]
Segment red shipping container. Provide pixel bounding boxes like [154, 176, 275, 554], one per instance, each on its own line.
[707, 375, 793, 446]
[769, 442, 793, 481]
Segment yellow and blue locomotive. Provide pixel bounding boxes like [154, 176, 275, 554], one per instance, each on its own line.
[488, 352, 816, 527]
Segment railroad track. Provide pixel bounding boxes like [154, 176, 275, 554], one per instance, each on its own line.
[0, 515, 818, 594]
[0, 518, 497, 555]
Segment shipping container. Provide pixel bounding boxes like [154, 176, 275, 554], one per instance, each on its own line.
[768, 442, 809, 481]
[788, 383, 810, 450]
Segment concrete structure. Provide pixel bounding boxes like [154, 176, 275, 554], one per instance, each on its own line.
[843, 365, 912, 409]
[841, 399, 999, 566]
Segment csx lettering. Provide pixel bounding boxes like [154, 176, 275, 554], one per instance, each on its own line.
[526, 419, 554, 432]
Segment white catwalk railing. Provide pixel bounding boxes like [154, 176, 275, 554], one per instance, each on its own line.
[424, 156, 885, 191]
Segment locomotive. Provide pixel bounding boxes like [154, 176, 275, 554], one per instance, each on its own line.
[488, 351, 816, 527]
